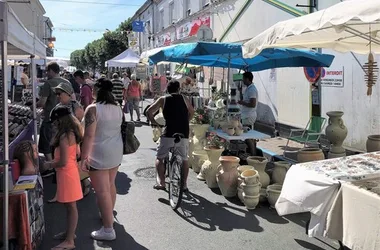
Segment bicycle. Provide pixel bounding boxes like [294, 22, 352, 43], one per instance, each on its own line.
[164, 133, 185, 210]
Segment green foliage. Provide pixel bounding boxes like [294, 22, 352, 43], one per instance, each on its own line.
[70, 18, 133, 72]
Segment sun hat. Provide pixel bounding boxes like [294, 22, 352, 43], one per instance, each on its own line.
[54, 82, 74, 95]
[49, 105, 72, 123]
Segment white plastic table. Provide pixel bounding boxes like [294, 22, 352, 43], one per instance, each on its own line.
[210, 128, 271, 141]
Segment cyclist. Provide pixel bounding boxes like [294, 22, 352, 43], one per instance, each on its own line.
[146, 80, 194, 191]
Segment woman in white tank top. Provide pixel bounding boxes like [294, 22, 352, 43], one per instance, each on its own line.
[80, 78, 123, 241]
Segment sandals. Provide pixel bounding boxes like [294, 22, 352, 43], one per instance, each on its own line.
[51, 243, 75, 250]
[153, 184, 166, 191]
[53, 232, 77, 240]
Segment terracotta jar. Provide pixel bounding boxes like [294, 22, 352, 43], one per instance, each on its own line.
[266, 184, 282, 208]
[297, 148, 325, 163]
[246, 156, 270, 188]
[192, 151, 208, 173]
[241, 182, 261, 196]
[325, 111, 348, 158]
[367, 135, 380, 152]
[241, 169, 260, 185]
[272, 161, 291, 184]
[216, 156, 240, 197]
[203, 146, 224, 188]
[243, 193, 260, 210]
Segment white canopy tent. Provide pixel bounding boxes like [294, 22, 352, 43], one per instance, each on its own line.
[106, 48, 140, 68]
[140, 45, 176, 65]
[0, 2, 46, 249]
[242, 0, 380, 58]
[47, 57, 70, 68]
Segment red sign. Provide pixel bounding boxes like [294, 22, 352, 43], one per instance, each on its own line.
[176, 16, 210, 40]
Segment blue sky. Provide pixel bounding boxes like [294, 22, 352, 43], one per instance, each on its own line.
[41, 0, 145, 58]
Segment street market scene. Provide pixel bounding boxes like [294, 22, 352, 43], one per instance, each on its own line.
[0, 0, 380, 249]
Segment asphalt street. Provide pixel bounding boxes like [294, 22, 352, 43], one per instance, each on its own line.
[40, 101, 341, 250]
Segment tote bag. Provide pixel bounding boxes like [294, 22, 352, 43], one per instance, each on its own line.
[121, 114, 140, 154]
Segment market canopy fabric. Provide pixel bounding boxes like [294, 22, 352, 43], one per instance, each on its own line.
[242, 0, 380, 58]
[140, 45, 176, 65]
[106, 48, 140, 68]
[149, 42, 335, 71]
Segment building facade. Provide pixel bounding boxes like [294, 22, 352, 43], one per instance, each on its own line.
[43, 16, 54, 57]
[212, 0, 380, 152]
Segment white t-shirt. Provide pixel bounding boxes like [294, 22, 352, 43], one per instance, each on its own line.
[241, 84, 258, 119]
[123, 77, 131, 89]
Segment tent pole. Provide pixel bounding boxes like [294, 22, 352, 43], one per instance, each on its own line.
[1, 40, 9, 250]
[226, 54, 231, 119]
[30, 55, 39, 168]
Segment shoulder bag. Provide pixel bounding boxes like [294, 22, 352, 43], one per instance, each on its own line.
[121, 110, 140, 154]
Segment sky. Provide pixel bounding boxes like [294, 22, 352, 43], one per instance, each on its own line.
[41, 0, 145, 59]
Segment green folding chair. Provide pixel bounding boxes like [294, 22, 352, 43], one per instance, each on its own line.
[285, 116, 326, 151]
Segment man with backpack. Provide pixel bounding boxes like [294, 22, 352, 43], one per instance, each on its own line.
[74, 70, 92, 110]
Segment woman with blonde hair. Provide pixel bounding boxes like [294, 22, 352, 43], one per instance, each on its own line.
[80, 78, 123, 240]
[126, 74, 142, 121]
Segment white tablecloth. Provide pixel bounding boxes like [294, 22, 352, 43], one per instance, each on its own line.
[326, 179, 380, 250]
[276, 151, 380, 237]
[275, 165, 340, 237]
[210, 128, 271, 141]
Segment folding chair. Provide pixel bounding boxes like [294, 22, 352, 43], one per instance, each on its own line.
[285, 116, 327, 151]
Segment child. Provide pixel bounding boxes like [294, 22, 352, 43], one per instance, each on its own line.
[44, 105, 83, 250]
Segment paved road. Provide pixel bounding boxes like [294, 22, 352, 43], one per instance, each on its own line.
[40, 103, 340, 250]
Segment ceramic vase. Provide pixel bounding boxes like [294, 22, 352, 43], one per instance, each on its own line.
[243, 193, 260, 210]
[272, 161, 291, 184]
[241, 182, 261, 196]
[216, 156, 240, 197]
[267, 184, 282, 208]
[367, 135, 380, 152]
[203, 146, 224, 188]
[192, 151, 208, 173]
[325, 111, 348, 158]
[259, 188, 267, 203]
[227, 128, 235, 136]
[188, 124, 195, 167]
[190, 124, 209, 168]
[246, 156, 270, 188]
[297, 148, 325, 163]
[237, 187, 244, 203]
[197, 160, 210, 181]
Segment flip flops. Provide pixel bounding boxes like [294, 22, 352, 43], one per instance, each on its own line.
[153, 184, 166, 191]
[53, 232, 77, 240]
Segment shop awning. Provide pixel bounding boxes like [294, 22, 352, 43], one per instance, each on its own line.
[140, 45, 176, 65]
[242, 0, 380, 58]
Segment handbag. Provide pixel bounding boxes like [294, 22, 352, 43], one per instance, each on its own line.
[123, 102, 129, 113]
[121, 113, 140, 154]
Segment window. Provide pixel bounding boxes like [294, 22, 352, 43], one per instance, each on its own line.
[169, 1, 175, 24]
[160, 9, 164, 30]
[184, 0, 191, 17]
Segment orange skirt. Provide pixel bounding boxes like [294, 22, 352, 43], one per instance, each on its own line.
[56, 162, 83, 203]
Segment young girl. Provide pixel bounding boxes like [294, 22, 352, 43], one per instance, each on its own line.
[44, 105, 83, 250]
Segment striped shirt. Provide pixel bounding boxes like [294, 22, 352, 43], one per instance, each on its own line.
[111, 79, 124, 102]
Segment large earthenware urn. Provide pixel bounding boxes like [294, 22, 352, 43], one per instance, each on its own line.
[297, 148, 325, 163]
[190, 124, 209, 168]
[216, 156, 240, 197]
[246, 156, 270, 188]
[325, 111, 348, 158]
[203, 146, 224, 188]
[272, 161, 291, 184]
[192, 151, 208, 173]
[188, 124, 195, 167]
[367, 135, 380, 152]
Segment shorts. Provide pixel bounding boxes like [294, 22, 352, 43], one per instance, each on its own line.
[38, 121, 53, 154]
[242, 114, 257, 128]
[157, 137, 189, 161]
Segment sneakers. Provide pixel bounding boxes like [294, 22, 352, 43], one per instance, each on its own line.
[91, 227, 116, 241]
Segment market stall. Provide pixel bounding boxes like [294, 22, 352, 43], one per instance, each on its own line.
[241, 0, 380, 248]
[0, 1, 46, 249]
[106, 48, 140, 68]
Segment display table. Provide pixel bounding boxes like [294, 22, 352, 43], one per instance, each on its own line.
[276, 151, 380, 237]
[210, 128, 271, 141]
[0, 181, 44, 250]
[326, 178, 380, 250]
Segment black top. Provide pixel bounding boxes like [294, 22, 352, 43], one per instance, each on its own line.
[162, 94, 189, 139]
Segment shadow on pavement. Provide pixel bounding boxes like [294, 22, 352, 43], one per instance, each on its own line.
[115, 171, 132, 195]
[294, 239, 330, 250]
[40, 171, 140, 249]
[165, 192, 264, 232]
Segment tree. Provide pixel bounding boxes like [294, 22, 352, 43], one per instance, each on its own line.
[70, 18, 133, 71]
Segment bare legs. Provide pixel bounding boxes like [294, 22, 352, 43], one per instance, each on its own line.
[52, 202, 77, 249]
[155, 158, 166, 187]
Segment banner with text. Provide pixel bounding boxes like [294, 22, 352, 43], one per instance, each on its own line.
[321, 67, 344, 87]
[176, 16, 211, 40]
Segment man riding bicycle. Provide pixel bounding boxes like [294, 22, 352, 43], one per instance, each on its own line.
[146, 80, 194, 191]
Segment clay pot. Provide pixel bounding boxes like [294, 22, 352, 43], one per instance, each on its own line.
[192, 151, 208, 173]
[216, 156, 240, 197]
[272, 161, 291, 184]
[226, 128, 235, 136]
[243, 193, 260, 210]
[241, 182, 261, 196]
[235, 127, 243, 136]
[192, 124, 210, 151]
[259, 188, 267, 203]
[229, 119, 239, 128]
[325, 111, 348, 158]
[237, 187, 244, 202]
[203, 146, 224, 188]
[297, 148, 325, 163]
[246, 156, 270, 188]
[367, 135, 380, 152]
[241, 169, 260, 185]
[266, 184, 282, 208]
[197, 160, 210, 181]
[237, 165, 254, 176]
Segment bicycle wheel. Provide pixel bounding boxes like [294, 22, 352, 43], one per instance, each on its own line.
[168, 155, 184, 210]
